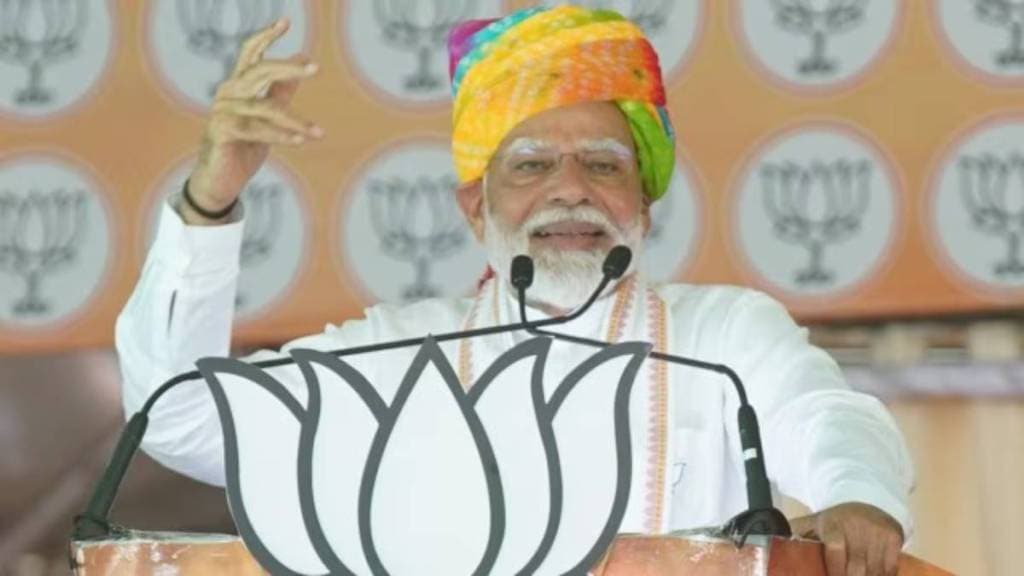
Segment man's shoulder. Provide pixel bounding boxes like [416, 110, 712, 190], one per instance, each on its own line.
[653, 282, 783, 316]
[651, 282, 806, 360]
[364, 295, 475, 335]
[284, 296, 474, 353]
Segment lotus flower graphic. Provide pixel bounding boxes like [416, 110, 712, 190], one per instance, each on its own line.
[197, 336, 652, 576]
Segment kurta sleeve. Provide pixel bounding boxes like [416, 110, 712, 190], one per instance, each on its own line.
[115, 197, 246, 486]
[717, 290, 915, 539]
[115, 198, 375, 486]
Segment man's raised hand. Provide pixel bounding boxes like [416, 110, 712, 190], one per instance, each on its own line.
[183, 18, 323, 225]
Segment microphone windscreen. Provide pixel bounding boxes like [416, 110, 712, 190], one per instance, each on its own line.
[510, 255, 534, 289]
[603, 246, 632, 279]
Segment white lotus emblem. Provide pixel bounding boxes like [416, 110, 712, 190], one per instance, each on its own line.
[198, 336, 652, 575]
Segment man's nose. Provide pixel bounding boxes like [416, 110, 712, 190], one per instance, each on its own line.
[544, 155, 595, 206]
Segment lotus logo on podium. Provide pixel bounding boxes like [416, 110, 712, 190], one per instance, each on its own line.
[761, 160, 870, 286]
[198, 336, 651, 575]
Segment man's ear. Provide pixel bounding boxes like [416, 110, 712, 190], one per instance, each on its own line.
[455, 178, 485, 242]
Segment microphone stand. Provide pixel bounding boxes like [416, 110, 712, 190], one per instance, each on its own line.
[72, 257, 621, 541]
[511, 254, 791, 545]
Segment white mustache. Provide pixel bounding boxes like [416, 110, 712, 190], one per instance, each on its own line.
[522, 207, 619, 239]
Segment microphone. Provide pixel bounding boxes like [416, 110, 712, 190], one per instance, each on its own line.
[511, 255, 533, 291]
[73, 254, 627, 541]
[513, 248, 791, 543]
[603, 245, 632, 279]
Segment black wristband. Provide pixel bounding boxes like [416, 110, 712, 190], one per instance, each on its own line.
[182, 179, 238, 220]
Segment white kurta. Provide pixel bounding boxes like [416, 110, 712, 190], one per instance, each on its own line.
[116, 200, 915, 537]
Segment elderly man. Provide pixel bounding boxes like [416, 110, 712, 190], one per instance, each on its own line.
[116, 6, 913, 576]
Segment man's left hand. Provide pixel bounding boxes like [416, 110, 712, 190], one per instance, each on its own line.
[789, 502, 904, 576]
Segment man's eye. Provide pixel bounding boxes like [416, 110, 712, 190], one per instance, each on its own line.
[587, 160, 622, 174]
[513, 159, 554, 173]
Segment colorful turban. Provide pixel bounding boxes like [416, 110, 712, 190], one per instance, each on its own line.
[448, 5, 676, 201]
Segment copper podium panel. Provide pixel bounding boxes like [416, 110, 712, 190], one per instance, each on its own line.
[70, 531, 952, 575]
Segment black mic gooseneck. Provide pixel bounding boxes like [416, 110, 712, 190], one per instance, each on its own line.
[511, 249, 791, 544]
[72, 255, 624, 541]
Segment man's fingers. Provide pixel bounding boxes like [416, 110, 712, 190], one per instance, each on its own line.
[863, 531, 889, 576]
[804, 504, 904, 576]
[213, 99, 322, 138]
[846, 552, 867, 576]
[823, 538, 847, 576]
[841, 528, 869, 576]
[211, 116, 307, 147]
[233, 18, 290, 76]
[265, 54, 308, 106]
[820, 519, 849, 576]
[267, 77, 302, 107]
[218, 60, 317, 100]
[239, 60, 319, 93]
[882, 533, 901, 576]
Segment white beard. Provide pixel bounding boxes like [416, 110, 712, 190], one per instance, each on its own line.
[483, 203, 645, 311]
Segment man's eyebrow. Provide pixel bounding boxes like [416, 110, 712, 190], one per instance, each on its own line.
[500, 137, 635, 156]
[500, 137, 553, 155]
[578, 138, 635, 156]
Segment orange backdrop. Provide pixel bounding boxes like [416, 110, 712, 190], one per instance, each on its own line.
[2, 0, 1023, 354]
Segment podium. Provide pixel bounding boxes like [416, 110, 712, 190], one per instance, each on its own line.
[70, 530, 952, 575]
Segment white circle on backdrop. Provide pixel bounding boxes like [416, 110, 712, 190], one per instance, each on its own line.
[341, 0, 506, 106]
[733, 125, 898, 297]
[929, 119, 1024, 291]
[0, 0, 114, 120]
[934, 0, 1024, 84]
[337, 140, 488, 304]
[640, 159, 702, 283]
[145, 158, 308, 321]
[0, 155, 112, 328]
[735, 0, 899, 92]
[145, 0, 310, 111]
[529, 0, 704, 82]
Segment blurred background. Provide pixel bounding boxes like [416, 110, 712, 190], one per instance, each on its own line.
[1, 1, 1023, 574]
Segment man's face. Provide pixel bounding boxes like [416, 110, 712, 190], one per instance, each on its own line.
[456, 101, 652, 309]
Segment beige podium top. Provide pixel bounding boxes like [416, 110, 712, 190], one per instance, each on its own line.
[70, 530, 952, 575]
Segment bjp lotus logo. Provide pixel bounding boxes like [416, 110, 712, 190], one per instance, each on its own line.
[198, 336, 652, 575]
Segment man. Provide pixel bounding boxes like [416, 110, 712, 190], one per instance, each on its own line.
[117, 6, 913, 576]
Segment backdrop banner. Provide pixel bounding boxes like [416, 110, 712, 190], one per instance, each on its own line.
[2, 0, 1023, 354]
